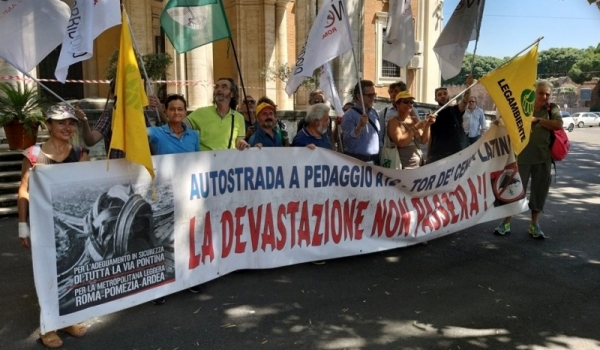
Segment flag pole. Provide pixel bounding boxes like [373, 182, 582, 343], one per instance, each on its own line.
[216, 0, 250, 121]
[125, 11, 163, 125]
[229, 38, 251, 121]
[17, 70, 70, 104]
[350, 50, 368, 132]
[495, 36, 543, 71]
[469, 0, 486, 76]
[433, 36, 543, 116]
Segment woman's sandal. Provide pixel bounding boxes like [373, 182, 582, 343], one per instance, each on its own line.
[60, 323, 87, 337]
[40, 331, 63, 348]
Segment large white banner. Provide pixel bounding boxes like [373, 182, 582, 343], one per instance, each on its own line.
[29, 125, 527, 333]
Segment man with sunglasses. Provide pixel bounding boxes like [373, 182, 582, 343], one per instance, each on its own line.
[297, 89, 327, 131]
[341, 80, 381, 164]
[427, 75, 473, 164]
[462, 96, 487, 145]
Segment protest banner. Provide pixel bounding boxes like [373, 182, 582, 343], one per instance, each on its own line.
[29, 124, 527, 332]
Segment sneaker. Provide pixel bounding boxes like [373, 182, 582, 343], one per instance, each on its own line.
[528, 223, 546, 239]
[188, 285, 202, 293]
[494, 222, 511, 235]
[151, 297, 166, 305]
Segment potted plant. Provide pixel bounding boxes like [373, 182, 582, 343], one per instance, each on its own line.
[0, 82, 47, 150]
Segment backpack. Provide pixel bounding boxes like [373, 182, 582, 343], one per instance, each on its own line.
[550, 128, 569, 161]
[547, 103, 570, 182]
[547, 103, 570, 161]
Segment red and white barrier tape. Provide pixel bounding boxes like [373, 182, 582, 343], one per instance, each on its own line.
[0, 75, 350, 92]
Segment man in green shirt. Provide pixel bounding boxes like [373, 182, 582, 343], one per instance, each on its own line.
[184, 77, 249, 151]
[494, 80, 563, 239]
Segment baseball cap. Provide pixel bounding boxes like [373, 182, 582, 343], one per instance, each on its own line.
[255, 102, 275, 116]
[394, 91, 415, 103]
[45, 104, 78, 122]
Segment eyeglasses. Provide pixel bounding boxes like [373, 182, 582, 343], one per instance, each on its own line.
[312, 99, 325, 104]
[398, 99, 414, 105]
[363, 93, 377, 98]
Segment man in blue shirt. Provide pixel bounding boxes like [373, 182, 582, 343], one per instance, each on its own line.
[341, 80, 380, 164]
[292, 103, 332, 149]
[249, 101, 283, 148]
[462, 96, 487, 144]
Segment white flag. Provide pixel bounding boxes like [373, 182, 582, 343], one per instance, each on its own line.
[285, 0, 354, 96]
[0, 0, 70, 73]
[319, 62, 344, 117]
[382, 0, 416, 68]
[433, 0, 485, 80]
[55, 0, 121, 82]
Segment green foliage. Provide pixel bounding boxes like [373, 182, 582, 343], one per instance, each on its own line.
[568, 46, 600, 84]
[442, 54, 503, 85]
[260, 62, 319, 89]
[106, 50, 173, 81]
[538, 48, 583, 78]
[106, 50, 173, 99]
[0, 82, 48, 133]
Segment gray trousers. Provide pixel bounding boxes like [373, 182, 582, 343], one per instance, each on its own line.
[517, 161, 552, 212]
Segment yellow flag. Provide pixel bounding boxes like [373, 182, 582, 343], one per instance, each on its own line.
[479, 44, 538, 155]
[110, 10, 153, 178]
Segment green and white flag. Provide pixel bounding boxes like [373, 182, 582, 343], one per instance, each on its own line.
[160, 0, 231, 53]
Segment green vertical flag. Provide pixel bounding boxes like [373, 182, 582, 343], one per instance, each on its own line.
[160, 0, 232, 53]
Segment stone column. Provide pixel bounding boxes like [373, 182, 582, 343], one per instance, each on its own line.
[275, 0, 292, 110]
[186, 46, 214, 109]
[263, 0, 277, 102]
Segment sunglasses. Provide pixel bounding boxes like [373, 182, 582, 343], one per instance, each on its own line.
[312, 99, 325, 104]
[398, 99, 414, 105]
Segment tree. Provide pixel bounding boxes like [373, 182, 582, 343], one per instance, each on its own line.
[568, 45, 600, 84]
[260, 62, 319, 89]
[441, 54, 503, 85]
[538, 48, 583, 78]
[106, 50, 173, 99]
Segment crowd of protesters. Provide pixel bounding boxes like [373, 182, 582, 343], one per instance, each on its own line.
[17, 75, 563, 347]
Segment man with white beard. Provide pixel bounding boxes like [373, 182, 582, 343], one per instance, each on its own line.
[184, 77, 249, 151]
[291, 103, 332, 149]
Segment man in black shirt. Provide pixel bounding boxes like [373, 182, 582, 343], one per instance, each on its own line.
[426, 76, 473, 163]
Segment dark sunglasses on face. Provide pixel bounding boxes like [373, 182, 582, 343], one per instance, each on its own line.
[398, 99, 414, 105]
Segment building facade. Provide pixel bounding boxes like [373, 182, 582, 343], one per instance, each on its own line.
[1, 0, 444, 109]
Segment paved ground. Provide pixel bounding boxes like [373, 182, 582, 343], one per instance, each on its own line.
[1, 128, 599, 350]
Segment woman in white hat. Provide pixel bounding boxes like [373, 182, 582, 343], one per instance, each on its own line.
[17, 103, 89, 348]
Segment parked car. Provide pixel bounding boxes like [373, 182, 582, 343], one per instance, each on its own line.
[571, 112, 600, 128]
[560, 111, 575, 132]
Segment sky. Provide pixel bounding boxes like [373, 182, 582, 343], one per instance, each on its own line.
[442, 0, 600, 58]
